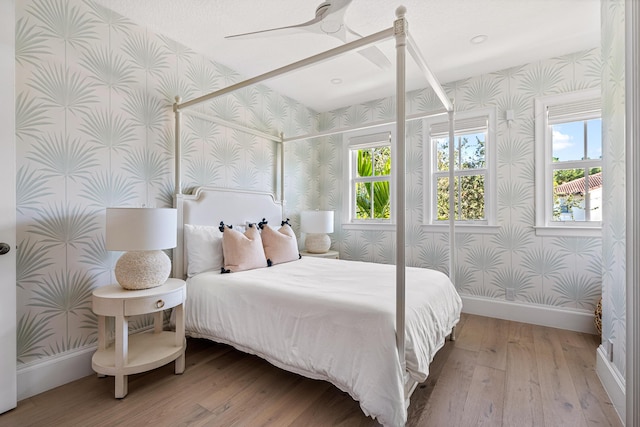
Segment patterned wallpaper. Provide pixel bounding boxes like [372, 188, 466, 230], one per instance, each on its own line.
[15, 0, 315, 366]
[314, 49, 605, 312]
[600, 0, 626, 378]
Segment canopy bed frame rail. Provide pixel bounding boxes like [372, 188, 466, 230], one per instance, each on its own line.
[172, 5, 456, 401]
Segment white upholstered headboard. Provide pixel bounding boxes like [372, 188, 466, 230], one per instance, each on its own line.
[173, 187, 284, 279]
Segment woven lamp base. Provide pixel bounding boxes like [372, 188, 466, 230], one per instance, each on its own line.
[115, 250, 170, 290]
[304, 233, 331, 254]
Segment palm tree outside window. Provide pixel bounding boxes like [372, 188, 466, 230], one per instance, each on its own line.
[348, 129, 393, 223]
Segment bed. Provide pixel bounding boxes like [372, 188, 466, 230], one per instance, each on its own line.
[186, 258, 460, 427]
[174, 187, 461, 426]
[171, 7, 461, 427]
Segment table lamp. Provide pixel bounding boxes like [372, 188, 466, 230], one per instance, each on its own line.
[300, 210, 334, 254]
[106, 207, 177, 290]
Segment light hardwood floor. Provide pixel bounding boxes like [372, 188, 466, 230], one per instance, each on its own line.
[0, 314, 621, 427]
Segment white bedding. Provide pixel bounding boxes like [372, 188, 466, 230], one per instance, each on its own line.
[185, 256, 462, 427]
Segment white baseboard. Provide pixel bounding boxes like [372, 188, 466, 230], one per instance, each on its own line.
[17, 346, 95, 401]
[596, 345, 625, 424]
[461, 295, 598, 334]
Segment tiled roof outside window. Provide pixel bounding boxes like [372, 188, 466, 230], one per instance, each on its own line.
[554, 172, 603, 195]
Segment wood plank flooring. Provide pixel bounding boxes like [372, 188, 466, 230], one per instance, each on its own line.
[0, 314, 621, 427]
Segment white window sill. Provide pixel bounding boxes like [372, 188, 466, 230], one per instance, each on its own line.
[421, 224, 500, 234]
[342, 223, 501, 234]
[342, 223, 396, 231]
[534, 226, 602, 237]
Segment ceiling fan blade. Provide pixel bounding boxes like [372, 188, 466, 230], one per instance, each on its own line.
[358, 45, 392, 70]
[225, 0, 388, 68]
[345, 25, 364, 39]
[225, 16, 323, 40]
[320, 0, 353, 17]
[227, 0, 354, 40]
[346, 26, 391, 69]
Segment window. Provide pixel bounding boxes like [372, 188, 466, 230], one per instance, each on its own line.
[535, 89, 602, 235]
[345, 127, 394, 225]
[424, 108, 496, 228]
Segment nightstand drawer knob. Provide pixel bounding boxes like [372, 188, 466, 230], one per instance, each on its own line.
[155, 299, 165, 309]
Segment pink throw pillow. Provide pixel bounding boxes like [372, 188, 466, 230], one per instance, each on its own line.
[259, 221, 300, 266]
[221, 223, 267, 273]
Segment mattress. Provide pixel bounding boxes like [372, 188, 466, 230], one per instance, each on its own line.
[185, 256, 462, 427]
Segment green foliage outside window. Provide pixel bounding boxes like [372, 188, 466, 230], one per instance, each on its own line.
[355, 147, 391, 219]
[435, 134, 486, 221]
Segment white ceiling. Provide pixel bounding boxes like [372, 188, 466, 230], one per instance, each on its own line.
[98, 0, 601, 112]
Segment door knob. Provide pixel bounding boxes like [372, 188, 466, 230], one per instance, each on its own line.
[0, 243, 10, 255]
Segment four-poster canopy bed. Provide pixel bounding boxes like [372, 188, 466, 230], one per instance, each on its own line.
[170, 7, 461, 427]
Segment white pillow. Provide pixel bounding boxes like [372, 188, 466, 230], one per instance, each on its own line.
[184, 224, 224, 277]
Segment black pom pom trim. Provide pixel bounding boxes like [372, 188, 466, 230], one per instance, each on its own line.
[258, 218, 268, 229]
[218, 221, 225, 232]
[267, 259, 273, 267]
[298, 253, 302, 259]
[248, 223, 254, 228]
[281, 218, 291, 226]
[221, 267, 231, 274]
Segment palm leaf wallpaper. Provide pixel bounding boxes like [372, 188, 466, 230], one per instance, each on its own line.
[15, 0, 624, 383]
[316, 48, 605, 340]
[15, 0, 315, 365]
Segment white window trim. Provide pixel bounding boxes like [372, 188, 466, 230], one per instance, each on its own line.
[422, 107, 497, 229]
[534, 89, 602, 237]
[342, 124, 396, 230]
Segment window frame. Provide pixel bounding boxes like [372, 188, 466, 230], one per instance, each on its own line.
[343, 125, 396, 230]
[423, 107, 497, 232]
[534, 89, 602, 237]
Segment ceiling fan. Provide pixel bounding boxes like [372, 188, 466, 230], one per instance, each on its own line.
[225, 0, 391, 69]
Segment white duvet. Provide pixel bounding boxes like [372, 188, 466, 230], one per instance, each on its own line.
[185, 257, 462, 427]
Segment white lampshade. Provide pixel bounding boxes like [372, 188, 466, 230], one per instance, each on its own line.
[300, 210, 334, 234]
[106, 208, 177, 290]
[106, 208, 177, 251]
[301, 210, 333, 254]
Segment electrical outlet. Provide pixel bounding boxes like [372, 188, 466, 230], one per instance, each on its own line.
[506, 109, 515, 121]
[506, 288, 515, 301]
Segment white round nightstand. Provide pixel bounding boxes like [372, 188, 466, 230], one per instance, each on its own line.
[91, 278, 186, 398]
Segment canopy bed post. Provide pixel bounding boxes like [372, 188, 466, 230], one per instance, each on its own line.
[394, 5, 407, 376]
[173, 96, 185, 279]
[173, 96, 182, 196]
[279, 132, 285, 217]
[448, 109, 455, 285]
